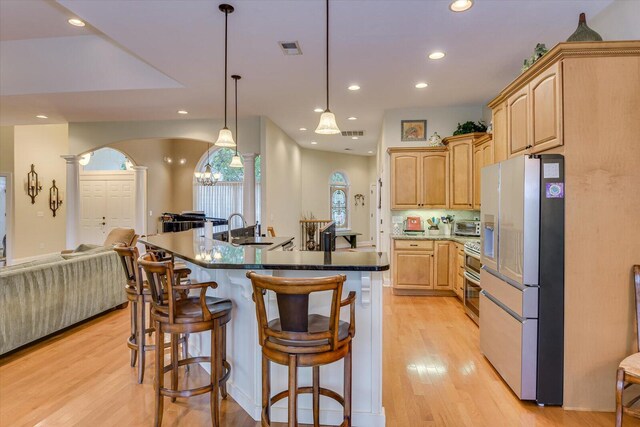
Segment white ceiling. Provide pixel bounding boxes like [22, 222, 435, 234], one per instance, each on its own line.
[0, 0, 616, 155]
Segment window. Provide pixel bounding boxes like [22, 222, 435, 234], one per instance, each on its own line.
[330, 172, 349, 230]
[194, 149, 261, 226]
[81, 147, 132, 171]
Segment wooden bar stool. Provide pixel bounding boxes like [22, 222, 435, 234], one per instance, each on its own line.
[139, 252, 232, 427]
[114, 244, 190, 383]
[246, 271, 356, 427]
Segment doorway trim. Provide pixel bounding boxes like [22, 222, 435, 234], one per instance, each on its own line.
[0, 172, 13, 264]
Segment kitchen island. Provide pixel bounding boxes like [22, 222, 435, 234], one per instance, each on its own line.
[140, 230, 389, 426]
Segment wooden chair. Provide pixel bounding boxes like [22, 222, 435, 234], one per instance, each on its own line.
[616, 265, 640, 426]
[246, 271, 356, 427]
[139, 252, 232, 427]
[114, 244, 191, 384]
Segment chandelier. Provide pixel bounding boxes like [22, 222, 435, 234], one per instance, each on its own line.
[194, 146, 221, 186]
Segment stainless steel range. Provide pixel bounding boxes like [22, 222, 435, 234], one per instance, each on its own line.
[463, 240, 481, 324]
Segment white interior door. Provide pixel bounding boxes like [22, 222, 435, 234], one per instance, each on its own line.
[369, 183, 376, 245]
[80, 171, 136, 245]
[80, 180, 107, 245]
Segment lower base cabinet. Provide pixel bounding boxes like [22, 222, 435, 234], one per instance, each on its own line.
[392, 239, 455, 295]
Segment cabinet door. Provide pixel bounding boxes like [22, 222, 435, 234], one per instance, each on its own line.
[421, 152, 449, 208]
[507, 86, 531, 157]
[492, 102, 508, 163]
[473, 145, 483, 210]
[394, 250, 433, 289]
[449, 140, 473, 209]
[390, 152, 420, 209]
[434, 242, 451, 289]
[530, 62, 563, 153]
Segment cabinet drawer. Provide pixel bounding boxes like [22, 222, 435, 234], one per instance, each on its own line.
[394, 240, 434, 250]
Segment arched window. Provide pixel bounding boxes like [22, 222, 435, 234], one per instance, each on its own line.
[80, 147, 133, 171]
[330, 172, 349, 230]
[194, 148, 261, 224]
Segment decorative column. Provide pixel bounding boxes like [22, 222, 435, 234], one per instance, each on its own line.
[132, 166, 148, 236]
[61, 155, 80, 249]
[242, 153, 257, 225]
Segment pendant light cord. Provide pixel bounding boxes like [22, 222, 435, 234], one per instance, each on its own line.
[224, 9, 229, 127]
[325, 0, 329, 111]
[234, 76, 238, 156]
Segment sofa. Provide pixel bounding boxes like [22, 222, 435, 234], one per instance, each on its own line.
[0, 246, 127, 355]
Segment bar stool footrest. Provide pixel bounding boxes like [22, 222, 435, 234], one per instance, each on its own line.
[160, 383, 212, 399]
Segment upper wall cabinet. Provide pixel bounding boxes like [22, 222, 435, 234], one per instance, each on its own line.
[444, 133, 485, 210]
[491, 56, 564, 158]
[473, 134, 493, 210]
[389, 148, 449, 209]
[390, 152, 420, 209]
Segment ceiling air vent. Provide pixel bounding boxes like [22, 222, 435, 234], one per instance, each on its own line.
[279, 41, 302, 55]
[341, 130, 365, 137]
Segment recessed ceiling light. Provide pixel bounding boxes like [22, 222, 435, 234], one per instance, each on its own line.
[314, 108, 324, 113]
[36, 115, 48, 119]
[449, 0, 473, 12]
[347, 117, 357, 121]
[352, 136, 358, 140]
[177, 110, 188, 115]
[299, 127, 307, 131]
[68, 18, 85, 27]
[429, 51, 446, 60]
[348, 85, 360, 91]
[415, 82, 428, 89]
[311, 141, 318, 145]
[368, 151, 374, 154]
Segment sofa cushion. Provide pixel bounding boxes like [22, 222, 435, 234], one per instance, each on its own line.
[61, 246, 113, 260]
[103, 228, 136, 247]
[0, 255, 66, 274]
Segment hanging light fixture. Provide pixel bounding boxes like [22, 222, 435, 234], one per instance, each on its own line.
[215, 4, 236, 147]
[315, 0, 341, 135]
[195, 144, 222, 186]
[229, 74, 243, 168]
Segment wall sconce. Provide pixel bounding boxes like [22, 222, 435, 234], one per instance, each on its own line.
[163, 156, 173, 164]
[354, 193, 365, 206]
[26, 164, 43, 204]
[49, 179, 63, 217]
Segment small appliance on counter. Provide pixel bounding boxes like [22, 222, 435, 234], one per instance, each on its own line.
[454, 220, 480, 237]
[404, 216, 424, 236]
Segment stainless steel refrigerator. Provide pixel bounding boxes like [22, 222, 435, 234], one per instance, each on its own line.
[480, 154, 564, 405]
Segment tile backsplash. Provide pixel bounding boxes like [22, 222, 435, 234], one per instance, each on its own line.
[393, 209, 480, 223]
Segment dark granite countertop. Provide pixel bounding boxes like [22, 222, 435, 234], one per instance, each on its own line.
[140, 230, 389, 271]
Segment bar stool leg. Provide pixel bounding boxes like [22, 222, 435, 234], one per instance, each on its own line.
[344, 342, 352, 427]
[288, 355, 298, 427]
[137, 297, 146, 384]
[220, 325, 228, 398]
[171, 333, 179, 403]
[210, 320, 220, 427]
[182, 333, 190, 373]
[262, 354, 271, 425]
[130, 301, 137, 367]
[155, 321, 164, 427]
[313, 366, 320, 427]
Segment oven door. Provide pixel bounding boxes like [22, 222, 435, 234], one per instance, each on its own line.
[464, 249, 481, 276]
[464, 270, 481, 324]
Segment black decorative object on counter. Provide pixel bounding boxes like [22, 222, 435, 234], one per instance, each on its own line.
[567, 13, 603, 42]
[49, 179, 63, 217]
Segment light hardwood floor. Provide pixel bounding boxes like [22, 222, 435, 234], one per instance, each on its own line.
[0, 288, 630, 426]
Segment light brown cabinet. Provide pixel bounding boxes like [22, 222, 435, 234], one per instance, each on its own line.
[473, 135, 493, 210]
[454, 243, 465, 299]
[492, 101, 508, 163]
[434, 241, 451, 290]
[505, 61, 563, 158]
[392, 239, 434, 292]
[443, 134, 482, 210]
[390, 148, 449, 210]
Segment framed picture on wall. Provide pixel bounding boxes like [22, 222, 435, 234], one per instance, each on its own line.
[400, 120, 427, 141]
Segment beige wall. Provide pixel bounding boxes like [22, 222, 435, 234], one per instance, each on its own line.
[0, 126, 14, 173]
[591, 0, 640, 40]
[12, 124, 68, 259]
[300, 149, 375, 243]
[261, 117, 302, 242]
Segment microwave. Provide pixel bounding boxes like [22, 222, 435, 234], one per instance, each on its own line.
[454, 220, 481, 236]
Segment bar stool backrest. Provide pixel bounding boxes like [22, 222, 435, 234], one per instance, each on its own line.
[138, 252, 177, 321]
[114, 244, 143, 294]
[246, 272, 347, 352]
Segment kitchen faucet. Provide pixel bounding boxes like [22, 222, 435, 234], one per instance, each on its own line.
[227, 212, 247, 242]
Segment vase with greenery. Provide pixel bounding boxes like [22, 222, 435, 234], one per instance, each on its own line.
[452, 121, 487, 136]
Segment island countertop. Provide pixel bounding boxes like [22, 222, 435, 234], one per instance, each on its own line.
[140, 230, 389, 271]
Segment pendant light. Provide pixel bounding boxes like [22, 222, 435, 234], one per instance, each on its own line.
[315, 0, 341, 135]
[229, 74, 243, 168]
[215, 4, 236, 147]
